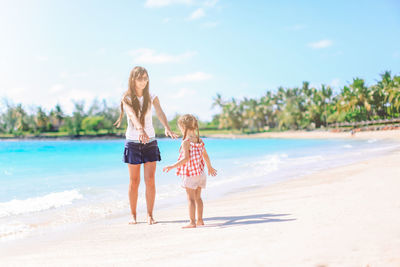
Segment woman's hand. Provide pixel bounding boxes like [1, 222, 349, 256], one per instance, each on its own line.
[208, 167, 217, 176]
[138, 129, 150, 144]
[163, 165, 174, 173]
[165, 128, 179, 139]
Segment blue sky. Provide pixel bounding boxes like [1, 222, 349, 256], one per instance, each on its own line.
[0, 0, 399, 120]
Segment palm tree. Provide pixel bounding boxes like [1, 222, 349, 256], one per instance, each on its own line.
[35, 107, 49, 132]
[241, 98, 259, 131]
[1, 100, 18, 133]
[259, 91, 277, 129]
[338, 78, 373, 121]
[71, 101, 86, 135]
[49, 104, 64, 131]
[212, 93, 224, 108]
[387, 75, 400, 116]
[372, 71, 393, 118]
[15, 104, 29, 131]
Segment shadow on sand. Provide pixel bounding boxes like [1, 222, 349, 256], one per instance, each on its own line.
[158, 213, 296, 228]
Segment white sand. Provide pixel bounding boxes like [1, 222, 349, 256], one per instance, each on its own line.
[1, 137, 400, 266]
[209, 128, 400, 141]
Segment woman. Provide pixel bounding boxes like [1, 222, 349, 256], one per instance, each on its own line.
[115, 66, 178, 224]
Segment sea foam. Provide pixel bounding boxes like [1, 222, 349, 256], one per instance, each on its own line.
[0, 190, 83, 218]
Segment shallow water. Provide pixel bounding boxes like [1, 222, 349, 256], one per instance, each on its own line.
[1, 138, 398, 240]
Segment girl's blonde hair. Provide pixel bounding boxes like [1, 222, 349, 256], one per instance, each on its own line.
[178, 114, 200, 142]
[114, 66, 150, 128]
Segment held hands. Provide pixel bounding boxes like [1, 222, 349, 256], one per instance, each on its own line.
[163, 165, 174, 173]
[208, 166, 217, 176]
[165, 128, 179, 139]
[138, 129, 150, 144]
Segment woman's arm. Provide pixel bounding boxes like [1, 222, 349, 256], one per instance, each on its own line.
[163, 141, 190, 172]
[152, 97, 178, 139]
[123, 101, 149, 143]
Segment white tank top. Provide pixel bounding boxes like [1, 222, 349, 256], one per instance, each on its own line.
[125, 93, 157, 140]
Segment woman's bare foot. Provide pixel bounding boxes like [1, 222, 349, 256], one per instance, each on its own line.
[147, 216, 157, 225]
[196, 219, 204, 226]
[182, 222, 196, 229]
[129, 215, 137, 224]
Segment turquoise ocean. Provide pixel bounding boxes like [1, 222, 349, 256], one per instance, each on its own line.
[1, 137, 398, 240]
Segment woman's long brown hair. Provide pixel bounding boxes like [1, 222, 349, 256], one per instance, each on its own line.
[114, 66, 151, 128]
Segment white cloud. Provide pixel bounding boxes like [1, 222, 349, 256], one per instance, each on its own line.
[145, 0, 193, 8]
[49, 84, 65, 94]
[35, 55, 48, 62]
[308, 39, 333, 49]
[169, 72, 212, 83]
[394, 51, 400, 58]
[129, 49, 197, 64]
[188, 8, 205, 20]
[170, 88, 196, 99]
[59, 72, 88, 79]
[0, 82, 120, 115]
[2, 86, 28, 100]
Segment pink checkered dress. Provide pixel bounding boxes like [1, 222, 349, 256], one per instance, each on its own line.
[176, 141, 205, 177]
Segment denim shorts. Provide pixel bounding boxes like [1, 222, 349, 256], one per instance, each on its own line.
[123, 140, 161, 165]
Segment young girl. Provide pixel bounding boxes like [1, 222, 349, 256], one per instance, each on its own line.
[115, 66, 178, 225]
[163, 114, 217, 228]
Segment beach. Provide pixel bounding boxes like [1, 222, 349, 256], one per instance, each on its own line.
[208, 128, 400, 140]
[1, 130, 399, 266]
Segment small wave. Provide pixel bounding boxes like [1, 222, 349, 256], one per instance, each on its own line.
[0, 190, 83, 218]
[343, 144, 353, 148]
[0, 221, 33, 240]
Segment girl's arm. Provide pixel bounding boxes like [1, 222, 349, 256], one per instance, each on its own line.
[202, 145, 217, 176]
[163, 140, 190, 173]
[152, 97, 178, 139]
[123, 101, 149, 143]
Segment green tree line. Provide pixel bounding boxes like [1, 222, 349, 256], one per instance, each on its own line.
[1, 71, 399, 137]
[212, 71, 400, 131]
[0, 99, 124, 136]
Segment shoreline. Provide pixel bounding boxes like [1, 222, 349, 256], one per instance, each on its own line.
[1, 142, 399, 266]
[206, 128, 400, 140]
[1, 128, 399, 141]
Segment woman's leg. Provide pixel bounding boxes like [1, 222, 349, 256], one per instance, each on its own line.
[128, 163, 141, 224]
[183, 188, 197, 228]
[195, 187, 204, 226]
[143, 161, 157, 224]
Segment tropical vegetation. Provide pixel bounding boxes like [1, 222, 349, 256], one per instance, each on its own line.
[212, 71, 400, 131]
[0, 71, 399, 138]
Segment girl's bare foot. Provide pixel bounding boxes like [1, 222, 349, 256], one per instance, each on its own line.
[182, 222, 196, 229]
[196, 219, 204, 226]
[147, 216, 157, 225]
[129, 215, 137, 224]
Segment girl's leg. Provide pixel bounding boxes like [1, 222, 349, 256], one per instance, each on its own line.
[144, 161, 157, 224]
[183, 188, 197, 228]
[128, 163, 141, 224]
[195, 187, 204, 226]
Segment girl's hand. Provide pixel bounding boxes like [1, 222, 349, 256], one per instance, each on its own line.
[138, 129, 149, 144]
[208, 167, 217, 176]
[163, 166, 174, 173]
[165, 128, 178, 139]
